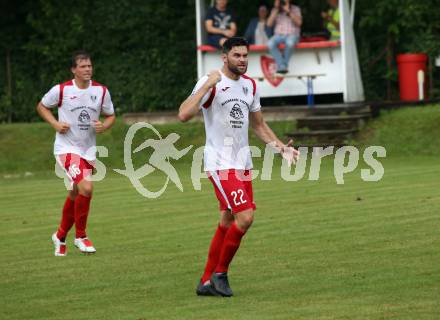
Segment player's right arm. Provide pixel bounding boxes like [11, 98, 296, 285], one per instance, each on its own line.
[36, 102, 70, 133]
[178, 71, 221, 122]
[36, 85, 70, 134]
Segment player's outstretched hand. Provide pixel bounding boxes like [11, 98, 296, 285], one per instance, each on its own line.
[281, 139, 300, 166]
[206, 70, 222, 88]
[54, 121, 70, 134]
[93, 120, 106, 134]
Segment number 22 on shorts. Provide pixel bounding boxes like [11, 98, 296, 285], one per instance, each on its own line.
[231, 189, 247, 206]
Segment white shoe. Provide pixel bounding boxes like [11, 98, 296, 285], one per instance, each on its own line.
[74, 237, 96, 253]
[52, 233, 67, 256]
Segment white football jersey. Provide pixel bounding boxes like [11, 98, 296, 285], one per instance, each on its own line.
[192, 70, 261, 171]
[41, 79, 114, 161]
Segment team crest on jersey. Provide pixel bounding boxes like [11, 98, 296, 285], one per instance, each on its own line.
[90, 95, 97, 103]
[242, 86, 248, 96]
[78, 110, 91, 123]
[230, 104, 244, 120]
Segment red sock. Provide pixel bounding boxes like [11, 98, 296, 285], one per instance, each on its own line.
[201, 224, 229, 283]
[56, 197, 75, 240]
[215, 223, 246, 273]
[74, 194, 92, 238]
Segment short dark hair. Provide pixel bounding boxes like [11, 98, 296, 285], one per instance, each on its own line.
[71, 50, 91, 68]
[222, 37, 249, 54]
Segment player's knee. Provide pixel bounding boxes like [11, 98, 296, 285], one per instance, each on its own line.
[243, 214, 254, 229]
[236, 209, 254, 230]
[221, 220, 233, 228]
[78, 181, 93, 196]
[68, 188, 78, 200]
[220, 210, 234, 227]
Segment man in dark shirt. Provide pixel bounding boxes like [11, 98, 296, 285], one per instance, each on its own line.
[205, 0, 237, 49]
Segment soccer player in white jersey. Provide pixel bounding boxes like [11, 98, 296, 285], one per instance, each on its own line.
[178, 37, 299, 296]
[36, 51, 115, 256]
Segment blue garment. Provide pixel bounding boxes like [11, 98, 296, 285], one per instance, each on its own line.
[244, 18, 274, 45]
[267, 34, 299, 71]
[205, 6, 236, 48]
[205, 6, 236, 30]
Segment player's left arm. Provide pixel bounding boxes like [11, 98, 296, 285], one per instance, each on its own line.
[250, 111, 285, 148]
[250, 111, 299, 164]
[94, 114, 115, 134]
[94, 89, 116, 134]
[248, 87, 285, 148]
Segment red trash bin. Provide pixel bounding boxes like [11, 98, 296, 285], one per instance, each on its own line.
[396, 53, 428, 101]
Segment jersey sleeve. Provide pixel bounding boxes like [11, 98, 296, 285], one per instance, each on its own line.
[101, 89, 115, 115]
[250, 85, 261, 113]
[41, 85, 60, 108]
[191, 75, 212, 109]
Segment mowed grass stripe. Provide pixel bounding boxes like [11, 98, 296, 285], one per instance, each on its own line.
[1, 159, 439, 320]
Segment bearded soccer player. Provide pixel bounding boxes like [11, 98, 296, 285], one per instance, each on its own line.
[37, 51, 115, 256]
[178, 37, 299, 296]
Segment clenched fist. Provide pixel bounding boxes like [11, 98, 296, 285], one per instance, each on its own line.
[53, 121, 70, 134]
[205, 70, 222, 88]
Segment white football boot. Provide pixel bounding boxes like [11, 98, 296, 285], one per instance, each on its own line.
[74, 237, 96, 254]
[52, 233, 67, 256]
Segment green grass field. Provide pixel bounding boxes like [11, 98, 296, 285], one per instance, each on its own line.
[1, 105, 440, 319]
[1, 157, 439, 320]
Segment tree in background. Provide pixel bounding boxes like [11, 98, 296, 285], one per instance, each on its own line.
[0, 0, 439, 122]
[0, 1, 35, 123]
[1, 0, 196, 122]
[357, 0, 440, 100]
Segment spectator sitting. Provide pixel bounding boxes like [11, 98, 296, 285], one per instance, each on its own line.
[321, 0, 340, 40]
[205, 0, 237, 49]
[267, 0, 302, 75]
[244, 5, 274, 45]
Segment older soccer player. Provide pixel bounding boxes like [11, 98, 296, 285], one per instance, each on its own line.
[37, 51, 115, 256]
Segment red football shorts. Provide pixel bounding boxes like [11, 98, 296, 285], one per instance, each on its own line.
[207, 169, 256, 214]
[56, 153, 94, 185]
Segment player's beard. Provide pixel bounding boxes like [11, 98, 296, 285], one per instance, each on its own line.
[227, 59, 247, 76]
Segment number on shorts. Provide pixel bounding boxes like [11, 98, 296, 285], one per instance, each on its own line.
[231, 189, 247, 206]
[69, 164, 81, 178]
